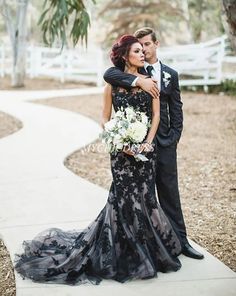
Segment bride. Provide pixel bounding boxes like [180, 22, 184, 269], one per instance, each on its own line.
[15, 35, 182, 285]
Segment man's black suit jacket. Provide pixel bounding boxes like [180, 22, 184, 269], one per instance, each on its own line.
[103, 62, 183, 147]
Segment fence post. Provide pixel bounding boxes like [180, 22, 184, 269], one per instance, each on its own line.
[203, 71, 209, 93]
[60, 50, 66, 83]
[29, 44, 34, 78]
[217, 36, 226, 83]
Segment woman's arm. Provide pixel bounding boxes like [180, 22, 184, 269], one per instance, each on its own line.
[101, 84, 134, 156]
[143, 97, 160, 148]
[101, 84, 112, 129]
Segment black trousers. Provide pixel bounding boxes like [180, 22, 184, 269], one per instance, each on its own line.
[156, 142, 187, 246]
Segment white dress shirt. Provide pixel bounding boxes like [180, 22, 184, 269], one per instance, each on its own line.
[144, 60, 161, 90]
[132, 60, 161, 91]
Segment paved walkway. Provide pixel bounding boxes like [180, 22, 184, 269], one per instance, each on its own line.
[0, 88, 235, 296]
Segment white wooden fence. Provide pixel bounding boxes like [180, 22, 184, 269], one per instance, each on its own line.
[159, 35, 231, 86]
[0, 44, 104, 86]
[0, 35, 235, 87]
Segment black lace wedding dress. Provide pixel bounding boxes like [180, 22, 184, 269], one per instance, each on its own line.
[15, 87, 182, 285]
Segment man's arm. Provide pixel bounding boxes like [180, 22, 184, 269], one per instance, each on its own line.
[168, 71, 183, 143]
[103, 67, 159, 99]
[103, 67, 136, 88]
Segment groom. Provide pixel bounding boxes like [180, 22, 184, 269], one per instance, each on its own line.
[104, 27, 204, 259]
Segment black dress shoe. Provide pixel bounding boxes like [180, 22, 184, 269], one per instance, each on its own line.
[182, 243, 204, 259]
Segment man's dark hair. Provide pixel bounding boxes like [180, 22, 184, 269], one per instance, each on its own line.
[134, 27, 157, 42]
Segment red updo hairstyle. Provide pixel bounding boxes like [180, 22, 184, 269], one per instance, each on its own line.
[110, 35, 140, 71]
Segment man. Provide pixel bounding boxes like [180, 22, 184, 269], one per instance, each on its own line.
[103, 27, 204, 259]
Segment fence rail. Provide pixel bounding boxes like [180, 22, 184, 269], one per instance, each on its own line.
[0, 35, 235, 87]
[159, 35, 228, 87]
[0, 44, 105, 86]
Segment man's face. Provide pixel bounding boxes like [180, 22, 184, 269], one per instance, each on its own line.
[137, 34, 158, 64]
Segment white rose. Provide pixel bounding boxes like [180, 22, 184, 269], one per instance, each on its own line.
[127, 121, 147, 143]
[163, 71, 171, 79]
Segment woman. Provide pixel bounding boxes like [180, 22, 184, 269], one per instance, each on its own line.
[15, 35, 181, 285]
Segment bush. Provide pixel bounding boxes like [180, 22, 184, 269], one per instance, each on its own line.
[181, 79, 236, 96]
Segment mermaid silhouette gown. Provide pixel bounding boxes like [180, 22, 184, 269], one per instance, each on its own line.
[15, 87, 182, 285]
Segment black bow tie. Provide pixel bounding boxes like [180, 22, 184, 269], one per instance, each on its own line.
[146, 65, 154, 77]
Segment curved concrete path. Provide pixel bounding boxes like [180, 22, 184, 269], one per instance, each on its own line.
[0, 88, 235, 296]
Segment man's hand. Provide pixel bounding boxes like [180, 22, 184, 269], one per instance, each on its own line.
[136, 78, 159, 99]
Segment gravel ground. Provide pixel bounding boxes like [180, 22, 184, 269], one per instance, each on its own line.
[0, 76, 94, 90]
[37, 92, 236, 271]
[0, 240, 15, 296]
[0, 111, 21, 296]
[0, 111, 23, 139]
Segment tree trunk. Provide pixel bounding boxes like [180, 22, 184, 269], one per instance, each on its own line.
[194, 0, 204, 42]
[2, 0, 29, 87]
[181, 0, 193, 43]
[222, 0, 236, 53]
[12, 0, 29, 87]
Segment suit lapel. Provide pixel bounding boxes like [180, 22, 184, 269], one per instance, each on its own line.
[160, 62, 166, 94]
[140, 63, 166, 94]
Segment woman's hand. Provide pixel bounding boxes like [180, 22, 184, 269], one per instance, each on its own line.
[139, 142, 154, 153]
[123, 142, 153, 156]
[123, 146, 135, 156]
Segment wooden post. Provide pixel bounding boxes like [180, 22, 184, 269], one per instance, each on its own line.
[60, 50, 65, 83]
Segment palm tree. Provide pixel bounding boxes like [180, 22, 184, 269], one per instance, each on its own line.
[0, 0, 95, 87]
[39, 0, 95, 47]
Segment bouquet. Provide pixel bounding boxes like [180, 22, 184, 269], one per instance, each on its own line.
[101, 106, 151, 161]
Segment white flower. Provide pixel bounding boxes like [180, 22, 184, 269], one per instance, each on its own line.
[141, 113, 148, 125]
[163, 71, 171, 79]
[119, 128, 127, 137]
[104, 119, 116, 131]
[127, 121, 147, 143]
[115, 110, 123, 118]
[116, 142, 124, 150]
[125, 107, 136, 121]
[100, 105, 150, 160]
[163, 71, 171, 87]
[113, 134, 122, 145]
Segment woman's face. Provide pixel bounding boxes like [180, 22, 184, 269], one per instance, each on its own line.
[126, 42, 144, 68]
